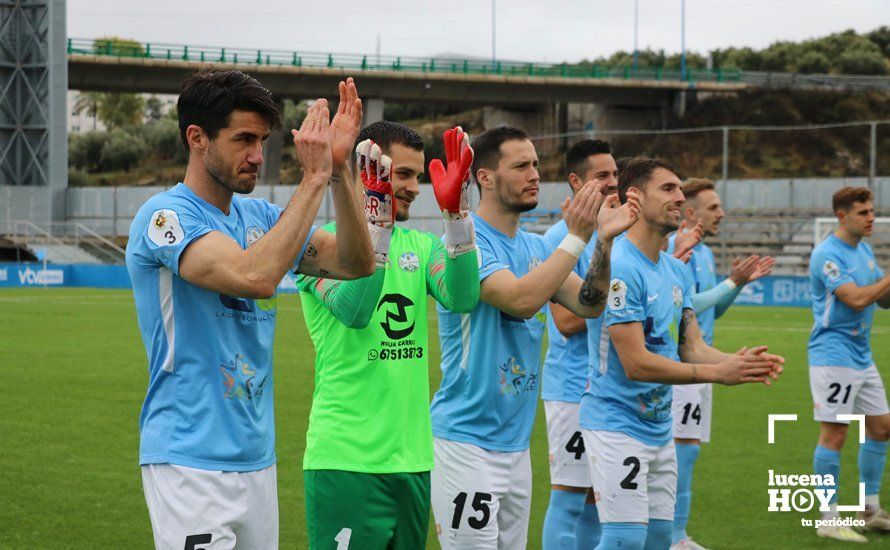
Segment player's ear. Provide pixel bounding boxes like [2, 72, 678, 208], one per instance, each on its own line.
[567, 173, 583, 195]
[186, 124, 210, 154]
[476, 168, 495, 192]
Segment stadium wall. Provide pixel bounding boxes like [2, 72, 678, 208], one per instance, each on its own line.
[0, 261, 812, 307]
[52, 177, 890, 238]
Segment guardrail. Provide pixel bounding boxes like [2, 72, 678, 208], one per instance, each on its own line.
[5, 220, 126, 265]
[66, 38, 742, 83]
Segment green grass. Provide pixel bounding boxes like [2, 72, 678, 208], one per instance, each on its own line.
[1, 288, 890, 548]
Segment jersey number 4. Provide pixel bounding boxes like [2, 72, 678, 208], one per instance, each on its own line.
[565, 431, 586, 460]
[452, 492, 493, 530]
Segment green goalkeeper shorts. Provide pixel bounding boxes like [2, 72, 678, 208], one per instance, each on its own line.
[304, 469, 430, 550]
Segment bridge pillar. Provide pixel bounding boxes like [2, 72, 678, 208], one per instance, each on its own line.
[361, 98, 385, 127]
[0, 0, 67, 227]
[258, 99, 285, 187]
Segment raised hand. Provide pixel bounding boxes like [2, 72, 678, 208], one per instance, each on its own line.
[561, 180, 604, 243]
[672, 220, 703, 262]
[729, 255, 760, 285]
[329, 78, 363, 167]
[291, 99, 332, 184]
[355, 139, 394, 265]
[355, 139, 394, 226]
[748, 256, 776, 282]
[596, 187, 641, 241]
[429, 126, 474, 220]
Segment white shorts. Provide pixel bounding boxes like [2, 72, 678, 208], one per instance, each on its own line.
[810, 365, 890, 422]
[431, 437, 531, 550]
[582, 430, 676, 524]
[142, 463, 278, 550]
[671, 383, 713, 443]
[544, 400, 593, 488]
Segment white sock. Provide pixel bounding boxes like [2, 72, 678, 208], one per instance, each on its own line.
[822, 503, 839, 521]
[866, 494, 880, 513]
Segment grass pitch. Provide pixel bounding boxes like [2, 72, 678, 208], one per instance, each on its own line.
[1, 288, 890, 549]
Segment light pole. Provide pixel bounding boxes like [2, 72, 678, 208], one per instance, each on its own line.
[492, 0, 497, 69]
[633, 0, 639, 70]
[680, 0, 687, 80]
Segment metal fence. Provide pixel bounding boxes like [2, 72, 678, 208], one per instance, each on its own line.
[531, 121, 890, 192]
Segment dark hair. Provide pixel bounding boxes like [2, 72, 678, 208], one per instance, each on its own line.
[177, 70, 280, 150]
[470, 126, 529, 190]
[565, 139, 611, 179]
[682, 178, 716, 201]
[617, 157, 683, 203]
[833, 186, 873, 212]
[354, 121, 424, 155]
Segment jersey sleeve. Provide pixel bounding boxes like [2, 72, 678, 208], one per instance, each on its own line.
[426, 235, 480, 313]
[476, 232, 508, 281]
[816, 248, 854, 294]
[296, 269, 385, 328]
[604, 259, 646, 327]
[131, 199, 214, 276]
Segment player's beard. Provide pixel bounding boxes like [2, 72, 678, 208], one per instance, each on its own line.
[495, 176, 538, 214]
[205, 142, 257, 195]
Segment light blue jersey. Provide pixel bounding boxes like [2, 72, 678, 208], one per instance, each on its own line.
[808, 234, 884, 370]
[580, 236, 694, 446]
[430, 213, 553, 452]
[667, 236, 717, 345]
[126, 182, 316, 471]
[541, 220, 596, 403]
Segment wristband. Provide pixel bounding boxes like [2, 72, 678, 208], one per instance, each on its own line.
[367, 222, 393, 267]
[444, 216, 476, 258]
[558, 233, 587, 260]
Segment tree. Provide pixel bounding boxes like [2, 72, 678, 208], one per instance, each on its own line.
[72, 92, 101, 130]
[145, 96, 166, 122]
[96, 93, 146, 129]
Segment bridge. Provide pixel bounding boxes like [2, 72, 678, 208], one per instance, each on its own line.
[66, 38, 747, 107]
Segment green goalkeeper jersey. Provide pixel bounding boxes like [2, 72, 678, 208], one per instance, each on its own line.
[298, 225, 478, 473]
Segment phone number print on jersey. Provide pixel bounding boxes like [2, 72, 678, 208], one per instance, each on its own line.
[367, 345, 424, 361]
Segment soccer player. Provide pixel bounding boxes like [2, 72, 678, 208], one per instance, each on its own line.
[126, 71, 374, 549]
[297, 122, 479, 549]
[665, 178, 774, 550]
[809, 186, 890, 543]
[541, 139, 619, 550]
[430, 127, 642, 549]
[579, 157, 784, 550]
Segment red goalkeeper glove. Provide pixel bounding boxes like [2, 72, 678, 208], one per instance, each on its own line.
[355, 138, 394, 266]
[429, 126, 476, 257]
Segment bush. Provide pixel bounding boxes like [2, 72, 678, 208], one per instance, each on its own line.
[67, 167, 91, 187]
[795, 51, 831, 74]
[100, 129, 148, 172]
[143, 119, 187, 163]
[68, 131, 107, 171]
[836, 50, 888, 75]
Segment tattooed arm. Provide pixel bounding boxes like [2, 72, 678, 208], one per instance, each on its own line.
[549, 236, 612, 318]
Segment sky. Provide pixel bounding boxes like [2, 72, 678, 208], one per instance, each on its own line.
[68, 0, 888, 64]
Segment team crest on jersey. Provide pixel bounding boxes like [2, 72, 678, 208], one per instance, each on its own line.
[398, 251, 420, 272]
[245, 226, 265, 247]
[672, 285, 683, 307]
[147, 209, 184, 247]
[823, 261, 841, 281]
[608, 278, 627, 311]
[528, 256, 542, 271]
[869, 260, 876, 271]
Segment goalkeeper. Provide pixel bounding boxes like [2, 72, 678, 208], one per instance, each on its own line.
[297, 122, 480, 549]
